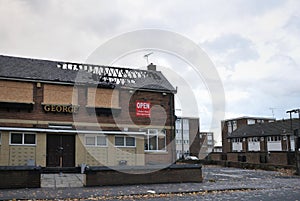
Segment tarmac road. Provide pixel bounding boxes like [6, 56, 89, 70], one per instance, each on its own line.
[0, 165, 299, 200]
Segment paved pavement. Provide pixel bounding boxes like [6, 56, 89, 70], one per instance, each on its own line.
[0, 165, 299, 200]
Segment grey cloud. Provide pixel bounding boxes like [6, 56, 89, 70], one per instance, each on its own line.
[233, 0, 285, 15]
[201, 34, 259, 66]
[267, 54, 297, 67]
[283, 14, 300, 34]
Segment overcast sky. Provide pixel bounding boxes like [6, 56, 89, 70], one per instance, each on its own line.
[1, 0, 300, 144]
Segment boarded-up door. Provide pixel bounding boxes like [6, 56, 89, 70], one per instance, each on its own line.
[46, 134, 75, 167]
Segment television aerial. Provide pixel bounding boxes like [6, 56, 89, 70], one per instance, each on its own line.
[143, 52, 153, 65]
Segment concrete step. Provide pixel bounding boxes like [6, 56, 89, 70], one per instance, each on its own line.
[41, 173, 85, 188]
[41, 167, 81, 173]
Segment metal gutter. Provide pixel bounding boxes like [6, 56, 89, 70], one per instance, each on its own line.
[0, 127, 146, 135]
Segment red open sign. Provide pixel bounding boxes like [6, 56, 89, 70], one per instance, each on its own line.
[136, 100, 151, 117]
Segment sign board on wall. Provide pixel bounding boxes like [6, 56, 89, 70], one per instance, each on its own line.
[136, 100, 151, 117]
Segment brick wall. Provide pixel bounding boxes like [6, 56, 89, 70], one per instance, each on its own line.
[209, 153, 222, 161]
[225, 152, 292, 166]
[0, 167, 41, 189]
[244, 152, 261, 164]
[268, 151, 289, 165]
[85, 164, 202, 186]
[227, 152, 239, 162]
[221, 121, 231, 153]
[0, 82, 174, 129]
[189, 119, 200, 157]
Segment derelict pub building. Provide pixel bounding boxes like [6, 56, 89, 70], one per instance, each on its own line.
[0, 55, 177, 168]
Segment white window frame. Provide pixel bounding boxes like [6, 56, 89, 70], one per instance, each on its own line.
[232, 138, 241, 143]
[9, 132, 36, 146]
[267, 136, 282, 151]
[232, 121, 237, 131]
[232, 138, 242, 152]
[115, 136, 136, 147]
[227, 122, 232, 134]
[267, 136, 281, 142]
[145, 129, 166, 152]
[207, 134, 213, 145]
[247, 119, 255, 125]
[248, 137, 259, 142]
[248, 137, 260, 151]
[290, 136, 295, 151]
[85, 135, 107, 147]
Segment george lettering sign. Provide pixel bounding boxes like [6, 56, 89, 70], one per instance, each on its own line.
[136, 100, 151, 117]
[43, 104, 79, 113]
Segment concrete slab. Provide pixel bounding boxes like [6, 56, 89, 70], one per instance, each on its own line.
[41, 173, 85, 188]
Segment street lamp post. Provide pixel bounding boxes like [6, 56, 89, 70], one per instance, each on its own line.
[286, 109, 300, 175]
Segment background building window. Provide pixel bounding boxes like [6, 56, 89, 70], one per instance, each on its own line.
[85, 135, 107, 146]
[86, 136, 96, 146]
[227, 122, 232, 134]
[126, 137, 135, 146]
[10, 133, 36, 145]
[267, 136, 281, 142]
[24, 134, 36, 144]
[232, 121, 237, 131]
[97, 136, 106, 146]
[145, 129, 166, 151]
[207, 134, 213, 145]
[115, 136, 135, 147]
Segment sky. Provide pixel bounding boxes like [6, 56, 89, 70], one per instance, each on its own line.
[1, 0, 300, 144]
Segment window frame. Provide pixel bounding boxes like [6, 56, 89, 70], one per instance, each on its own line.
[232, 138, 241, 143]
[232, 121, 237, 131]
[144, 129, 166, 152]
[9, 132, 36, 146]
[267, 136, 281, 142]
[227, 122, 233, 134]
[114, 136, 136, 147]
[85, 135, 107, 147]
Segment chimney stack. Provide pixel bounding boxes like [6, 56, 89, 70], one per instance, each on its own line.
[147, 63, 156, 71]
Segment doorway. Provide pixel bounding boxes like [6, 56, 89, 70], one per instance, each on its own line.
[46, 134, 75, 167]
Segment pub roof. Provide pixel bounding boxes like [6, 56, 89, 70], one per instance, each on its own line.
[0, 55, 176, 93]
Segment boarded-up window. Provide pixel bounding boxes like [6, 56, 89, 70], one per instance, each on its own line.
[87, 88, 119, 108]
[0, 80, 33, 103]
[43, 84, 78, 105]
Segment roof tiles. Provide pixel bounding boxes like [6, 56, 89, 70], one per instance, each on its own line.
[0, 55, 175, 92]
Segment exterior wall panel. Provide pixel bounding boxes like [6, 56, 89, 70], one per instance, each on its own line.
[43, 84, 78, 105]
[35, 133, 46, 166]
[0, 80, 33, 103]
[0, 132, 9, 165]
[9, 146, 35, 166]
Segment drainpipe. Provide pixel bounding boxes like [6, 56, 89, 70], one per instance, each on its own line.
[169, 93, 175, 163]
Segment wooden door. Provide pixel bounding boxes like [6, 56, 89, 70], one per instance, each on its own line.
[46, 134, 75, 167]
